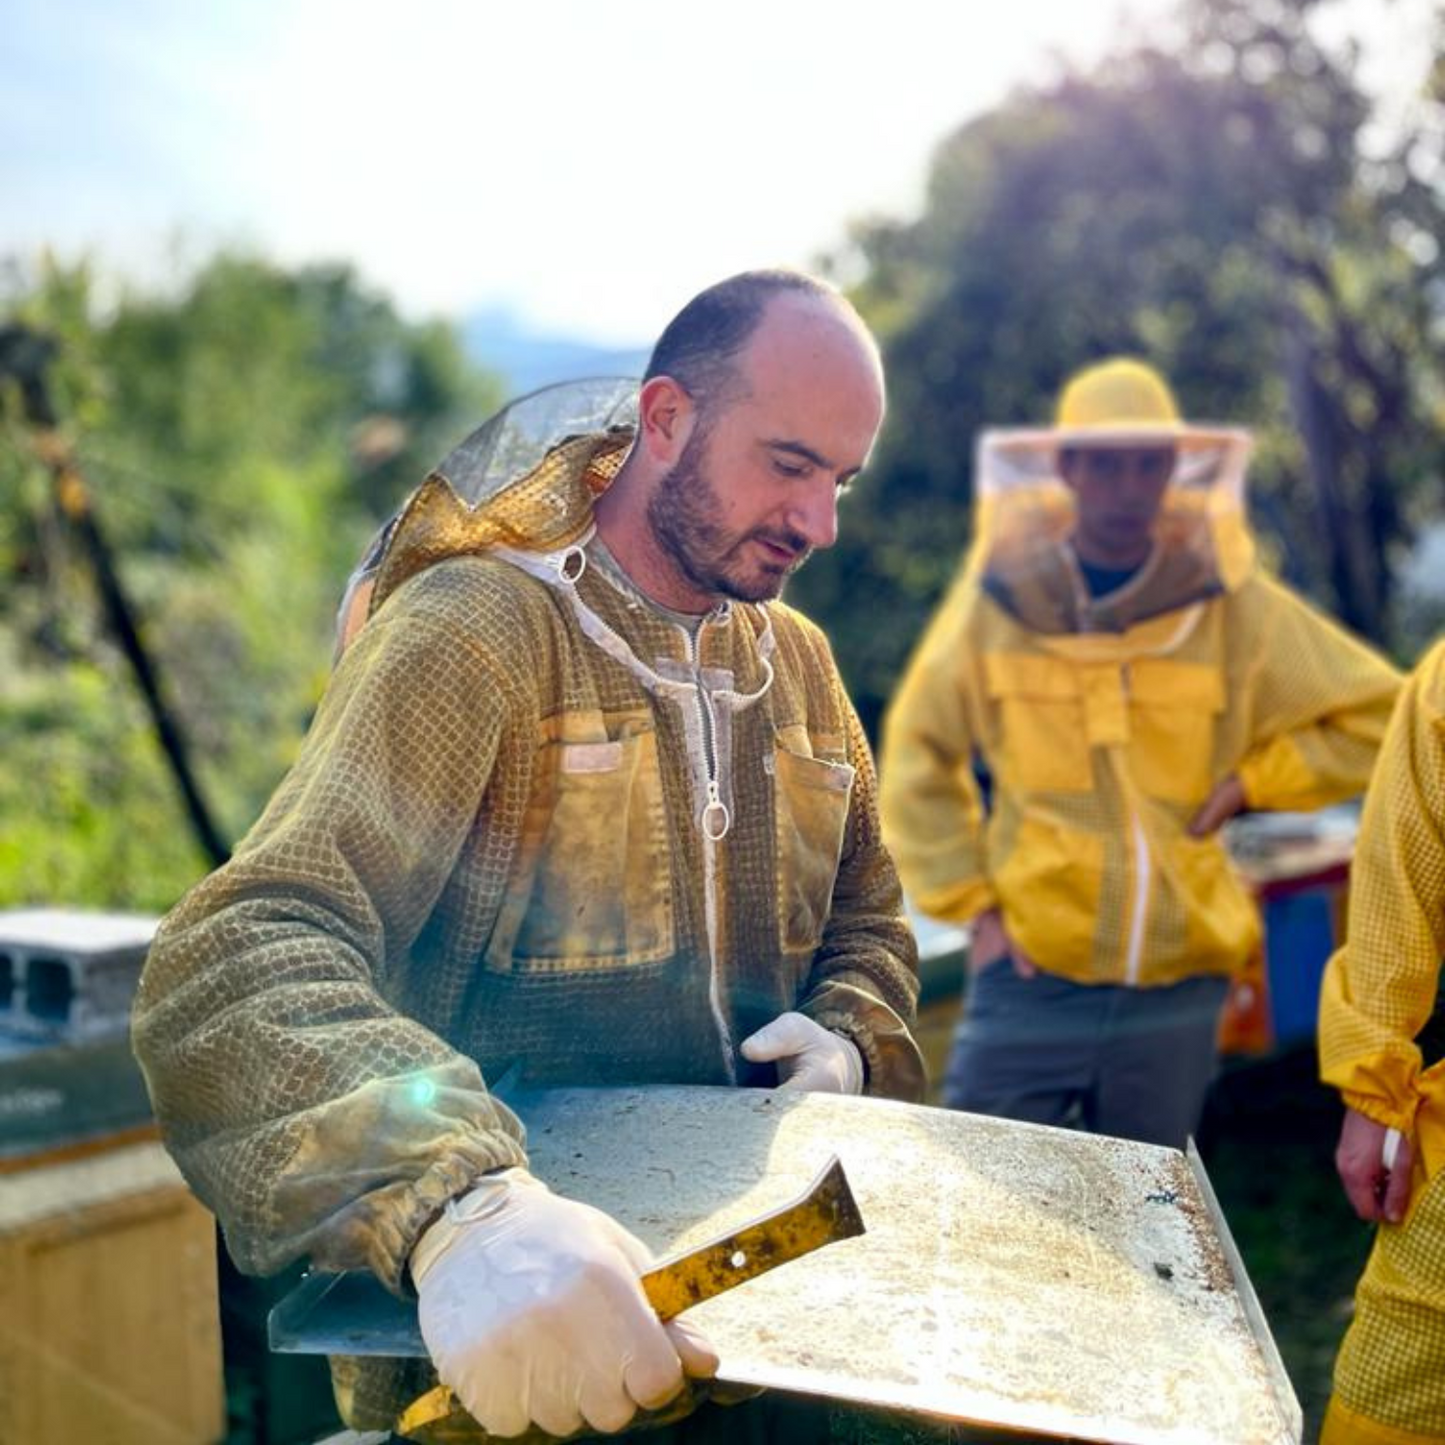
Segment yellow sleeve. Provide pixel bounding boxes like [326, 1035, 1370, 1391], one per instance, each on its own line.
[1318, 639, 1445, 1133]
[1233, 576, 1402, 811]
[878, 585, 997, 925]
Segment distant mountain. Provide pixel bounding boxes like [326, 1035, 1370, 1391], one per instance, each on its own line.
[462, 307, 649, 395]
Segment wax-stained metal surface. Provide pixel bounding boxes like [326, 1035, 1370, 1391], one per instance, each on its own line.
[269, 1085, 1301, 1445]
[519, 1086, 1299, 1445]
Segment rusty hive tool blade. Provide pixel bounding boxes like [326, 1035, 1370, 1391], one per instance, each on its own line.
[642, 1154, 865, 1320]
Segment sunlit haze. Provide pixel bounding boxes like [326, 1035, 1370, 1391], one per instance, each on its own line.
[2, 0, 1431, 346]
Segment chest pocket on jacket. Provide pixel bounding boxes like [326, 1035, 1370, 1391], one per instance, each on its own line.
[501, 718, 674, 972]
[1126, 660, 1224, 804]
[772, 725, 855, 955]
[985, 655, 1093, 793]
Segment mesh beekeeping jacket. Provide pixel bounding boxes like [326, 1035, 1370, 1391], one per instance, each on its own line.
[1328, 1161, 1445, 1439]
[136, 390, 924, 1436]
[1321, 638, 1445, 1445]
[967, 423, 1256, 634]
[1320, 639, 1445, 1182]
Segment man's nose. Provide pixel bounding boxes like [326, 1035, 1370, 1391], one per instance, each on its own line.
[790, 479, 839, 551]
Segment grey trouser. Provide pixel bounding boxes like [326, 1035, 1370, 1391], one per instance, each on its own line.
[942, 963, 1231, 1149]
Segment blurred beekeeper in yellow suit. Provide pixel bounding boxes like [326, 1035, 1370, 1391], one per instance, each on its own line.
[881, 356, 1400, 1148]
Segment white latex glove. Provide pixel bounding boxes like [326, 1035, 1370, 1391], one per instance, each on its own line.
[410, 1168, 718, 1438]
[739, 1012, 864, 1094]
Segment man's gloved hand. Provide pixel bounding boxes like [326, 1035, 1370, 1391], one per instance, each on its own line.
[411, 1168, 719, 1438]
[739, 1012, 864, 1094]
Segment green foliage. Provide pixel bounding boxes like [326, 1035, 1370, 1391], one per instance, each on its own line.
[5, 0, 1444, 908]
[0, 252, 503, 911]
[796, 0, 1445, 734]
[0, 649, 209, 910]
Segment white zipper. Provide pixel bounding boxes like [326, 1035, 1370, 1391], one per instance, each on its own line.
[1117, 658, 1151, 985]
[682, 616, 736, 1080]
[1111, 617, 1203, 984]
[492, 537, 777, 1083]
[682, 616, 732, 843]
[1124, 803, 1151, 985]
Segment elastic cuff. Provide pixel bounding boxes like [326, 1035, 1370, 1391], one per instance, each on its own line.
[376, 1137, 529, 1297]
[1343, 1092, 1421, 1136]
[408, 1167, 531, 1287]
[1234, 756, 1263, 810]
[911, 881, 997, 928]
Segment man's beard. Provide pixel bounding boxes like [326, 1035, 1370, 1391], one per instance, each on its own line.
[646, 425, 812, 605]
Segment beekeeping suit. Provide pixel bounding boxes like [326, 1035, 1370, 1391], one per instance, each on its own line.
[881, 358, 1399, 1145]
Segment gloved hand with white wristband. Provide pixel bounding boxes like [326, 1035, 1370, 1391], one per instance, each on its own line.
[411, 1167, 719, 1438]
[739, 1011, 865, 1094]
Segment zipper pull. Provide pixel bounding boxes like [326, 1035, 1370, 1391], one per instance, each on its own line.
[701, 780, 731, 841]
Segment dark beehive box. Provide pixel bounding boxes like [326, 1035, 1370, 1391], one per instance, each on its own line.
[0, 908, 158, 1167]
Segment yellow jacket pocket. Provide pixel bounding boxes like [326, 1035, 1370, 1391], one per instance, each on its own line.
[985, 654, 1093, 793]
[773, 739, 855, 954]
[1168, 833, 1261, 972]
[505, 727, 674, 971]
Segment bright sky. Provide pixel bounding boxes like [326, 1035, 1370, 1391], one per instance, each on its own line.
[2, 0, 1431, 346]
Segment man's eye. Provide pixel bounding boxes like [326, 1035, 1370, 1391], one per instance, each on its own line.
[773, 458, 808, 478]
[836, 476, 856, 494]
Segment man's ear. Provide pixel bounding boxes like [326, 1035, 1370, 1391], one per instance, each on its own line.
[637, 376, 697, 465]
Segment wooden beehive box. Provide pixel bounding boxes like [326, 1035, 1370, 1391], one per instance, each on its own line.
[0, 1140, 225, 1445]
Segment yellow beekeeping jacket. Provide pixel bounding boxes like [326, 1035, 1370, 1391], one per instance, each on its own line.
[880, 427, 1401, 987]
[133, 429, 923, 1438]
[1319, 639, 1445, 1190]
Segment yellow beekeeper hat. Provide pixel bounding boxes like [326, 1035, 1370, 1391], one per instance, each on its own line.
[977, 355, 1250, 472]
[1052, 357, 1184, 446]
